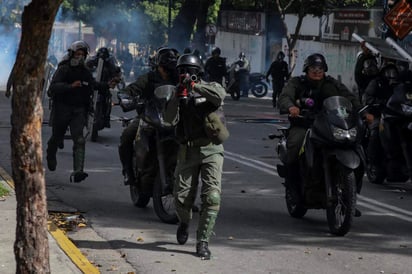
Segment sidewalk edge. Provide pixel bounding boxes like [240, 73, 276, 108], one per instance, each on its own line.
[0, 166, 99, 274]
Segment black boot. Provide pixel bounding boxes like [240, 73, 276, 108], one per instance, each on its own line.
[70, 171, 88, 183]
[46, 144, 57, 171]
[196, 241, 211, 260]
[176, 223, 189, 245]
[123, 168, 135, 185]
[71, 143, 87, 183]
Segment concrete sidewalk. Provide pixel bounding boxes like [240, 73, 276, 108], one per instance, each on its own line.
[0, 169, 88, 274]
[0, 87, 96, 273]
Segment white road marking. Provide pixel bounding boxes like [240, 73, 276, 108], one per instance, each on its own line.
[225, 150, 412, 223]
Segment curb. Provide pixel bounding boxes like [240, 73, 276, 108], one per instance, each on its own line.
[0, 166, 99, 274]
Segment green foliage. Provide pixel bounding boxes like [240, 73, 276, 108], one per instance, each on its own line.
[0, 182, 10, 197]
[59, 0, 185, 46]
[208, 0, 221, 24]
[0, 0, 29, 27]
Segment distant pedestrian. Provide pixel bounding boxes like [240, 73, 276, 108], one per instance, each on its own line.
[233, 52, 250, 97]
[266, 51, 289, 108]
[204, 47, 227, 85]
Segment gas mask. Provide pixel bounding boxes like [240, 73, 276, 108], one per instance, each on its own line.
[70, 56, 85, 67]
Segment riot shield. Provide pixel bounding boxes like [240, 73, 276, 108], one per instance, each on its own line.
[85, 57, 104, 140]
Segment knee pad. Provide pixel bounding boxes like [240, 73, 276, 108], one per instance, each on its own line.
[202, 190, 221, 211]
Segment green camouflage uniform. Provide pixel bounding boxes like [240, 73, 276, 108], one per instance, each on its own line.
[165, 80, 226, 243]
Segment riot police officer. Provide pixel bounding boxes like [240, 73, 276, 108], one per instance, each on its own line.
[86, 47, 122, 130]
[266, 51, 289, 108]
[204, 47, 227, 85]
[354, 42, 379, 103]
[278, 53, 362, 215]
[234, 52, 251, 97]
[164, 54, 227, 260]
[117, 47, 179, 186]
[46, 40, 116, 183]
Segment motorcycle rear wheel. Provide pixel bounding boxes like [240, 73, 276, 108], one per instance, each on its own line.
[251, 82, 268, 98]
[152, 174, 178, 224]
[326, 164, 356, 236]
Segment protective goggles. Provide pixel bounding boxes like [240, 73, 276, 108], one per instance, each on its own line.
[308, 65, 325, 73]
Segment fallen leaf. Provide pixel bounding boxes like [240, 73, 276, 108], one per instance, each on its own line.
[137, 237, 144, 242]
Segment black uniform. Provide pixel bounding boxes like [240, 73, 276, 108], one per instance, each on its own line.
[86, 54, 122, 128]
[266, 59, 289, 107]
[46, 60, 108, 182]
[204, 56, 227, 85]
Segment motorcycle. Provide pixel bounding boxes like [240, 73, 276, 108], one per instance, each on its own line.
[363, 82, 412, 185]
[118, 85, 179, 224]
[270, 96, 365, 236]
[380, 83, 412, 182]
[225, 63, 268, 100]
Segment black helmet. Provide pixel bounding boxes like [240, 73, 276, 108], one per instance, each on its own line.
[212, 47, 221, 56]
[362, 58, 379, 77]
[156, 47, 178, 66]
[381, 63, 399, 86]
[183, 47, 192, 54]
[176, 54, 203, 75]
[68, 40, 89, 57]
[303, 53, 328, 72]
[97, 47, 110, 60]
[277, 51, 285, 60]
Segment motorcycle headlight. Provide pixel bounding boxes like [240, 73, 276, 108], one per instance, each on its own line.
[331, 125, 357, 141]
[401, 104, 412, 115]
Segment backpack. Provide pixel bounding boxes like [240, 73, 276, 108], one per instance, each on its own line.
[204, 105, 229, 145]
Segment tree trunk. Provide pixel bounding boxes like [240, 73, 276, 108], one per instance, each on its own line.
[170, 0, 199, 50]
[8, 1, 62, 273]
[192, 0, 214, 54]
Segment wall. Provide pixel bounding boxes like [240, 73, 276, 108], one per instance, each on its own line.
[285, 39, 359, 91]
[215, 31, 266, 73]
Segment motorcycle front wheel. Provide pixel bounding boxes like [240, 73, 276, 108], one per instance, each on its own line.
[326, 164, 356, 236]
[251, 82, 268, 98]
[152, 174, 178, 224]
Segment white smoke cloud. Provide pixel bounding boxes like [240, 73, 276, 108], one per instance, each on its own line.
[0, 25, 20, 88]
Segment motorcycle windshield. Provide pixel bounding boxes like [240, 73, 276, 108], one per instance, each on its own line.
[143, 85, 176, 128]
[154, 85, 176, 101]
[322, 96, 356, 129]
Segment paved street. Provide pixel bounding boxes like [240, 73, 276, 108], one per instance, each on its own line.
[1, 89, 412, 273]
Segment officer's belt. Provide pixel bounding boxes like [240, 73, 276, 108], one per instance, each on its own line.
[185, 138, 212, 147]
